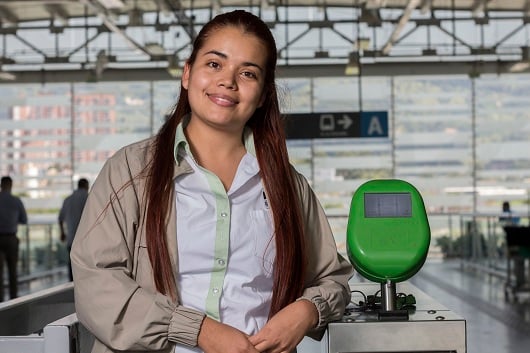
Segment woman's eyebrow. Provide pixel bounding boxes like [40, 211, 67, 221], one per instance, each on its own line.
[203, 50, 264, 72]
[204, 50, 227, 59]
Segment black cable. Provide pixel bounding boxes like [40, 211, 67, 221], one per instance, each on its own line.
[350, 289, 368, 307]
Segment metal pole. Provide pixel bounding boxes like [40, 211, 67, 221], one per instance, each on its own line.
[70, 83, 75, 189]
[47, 225, 53, 270]
[471, 77, 477, 217]
[356, 10, 363, 112]
[310, 78, 315, 185]
[381, 279, 397, 311]
[149, 81, 154, 135]
[390, 76, 395, 177]
[24, 226, 30, 276]
[471, 77, 478, 261]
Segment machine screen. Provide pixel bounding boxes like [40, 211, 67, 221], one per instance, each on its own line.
[364, 193, 412, 218]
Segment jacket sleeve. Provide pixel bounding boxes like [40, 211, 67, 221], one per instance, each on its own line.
[70, 148, 205, 352]
[294, 171, 354, 340]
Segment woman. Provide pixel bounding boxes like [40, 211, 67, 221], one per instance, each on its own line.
[71, 10, 353, 353]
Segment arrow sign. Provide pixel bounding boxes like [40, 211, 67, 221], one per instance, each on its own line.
[337, 114, 353, 130]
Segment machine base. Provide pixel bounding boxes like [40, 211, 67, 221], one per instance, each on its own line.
[326, 282, 467, 353]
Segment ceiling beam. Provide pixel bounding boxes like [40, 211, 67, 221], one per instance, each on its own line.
[78, 0, 151, 56]
[381, 0, 421, 55]
[420, 0, 432, 14]
[0, 60, 522, 84]
[471, 0, 489, 17]
[0, 5, 19, 24]
[525, 0, 530, 17]
[364, 0, 387, 10]
[157, 0, 197, 39]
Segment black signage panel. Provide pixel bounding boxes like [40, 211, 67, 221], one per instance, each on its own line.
[285, 112, 361, 139]
[285, 111, 388, 139]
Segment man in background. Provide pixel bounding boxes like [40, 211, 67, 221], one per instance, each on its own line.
[0, 176, 28, 301]
[59, 178, 89, 281]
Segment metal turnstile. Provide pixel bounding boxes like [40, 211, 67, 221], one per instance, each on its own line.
[325, 282, 466, 353]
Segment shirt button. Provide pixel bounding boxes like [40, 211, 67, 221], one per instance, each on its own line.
[213, 288, 219, 294]
[217, 259, 225, 266]
[220, 212, 227, 218]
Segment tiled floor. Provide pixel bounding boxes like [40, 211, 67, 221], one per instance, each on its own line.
[12, 260, 530, 353]
[410, 259, 530, 353]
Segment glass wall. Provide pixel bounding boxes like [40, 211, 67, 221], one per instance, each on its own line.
[283, 76, 393, 253]
[1, 73, 530, 257]
[0, 84, 72, 213]
[475, 75, 530, 213]
[73, 82, 152, 184]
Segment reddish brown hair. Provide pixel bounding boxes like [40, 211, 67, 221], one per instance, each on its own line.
[145, 10, 307, 317]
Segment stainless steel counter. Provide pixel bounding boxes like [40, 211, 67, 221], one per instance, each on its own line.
[325, 281, 466, 353]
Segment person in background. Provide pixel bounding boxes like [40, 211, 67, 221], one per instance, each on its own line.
[58, 178, 89, 281]
[499, 200, 520, 225]
[71, 10, 353, 353]
[501, 201, 512, 218]
[0, 176, 28, 301]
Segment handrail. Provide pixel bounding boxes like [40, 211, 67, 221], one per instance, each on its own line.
[13, 212, 529, 297]
[329, 211, 529, 279]
[14, 217, 67, 280]
[0, 282, 74, 335]
[0, 282, 76, 353]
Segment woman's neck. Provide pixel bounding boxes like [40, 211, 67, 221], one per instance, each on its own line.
[185, 120, 247, 190]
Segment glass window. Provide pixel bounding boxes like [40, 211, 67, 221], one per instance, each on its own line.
[284, 76, 392, 254]
[475, 74, 530, 214]
[0, 83, 71, 209]
[73, 82, 151, 182]
[394, 76, 473, 215]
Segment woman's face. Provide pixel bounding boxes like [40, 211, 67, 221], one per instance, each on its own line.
[182, 26, 267, 134]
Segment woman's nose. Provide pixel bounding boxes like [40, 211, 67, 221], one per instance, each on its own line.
[217, 71, 237, 89]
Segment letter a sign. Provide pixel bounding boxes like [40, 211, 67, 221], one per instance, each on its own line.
[360, 111, 388, 138]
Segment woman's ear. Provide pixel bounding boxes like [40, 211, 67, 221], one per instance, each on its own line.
[181, 62, 191, 90]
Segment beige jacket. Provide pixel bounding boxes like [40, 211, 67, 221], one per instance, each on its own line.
[71, 136, 353, 353]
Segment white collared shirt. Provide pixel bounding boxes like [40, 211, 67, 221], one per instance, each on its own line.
[173, 125, 275, 353]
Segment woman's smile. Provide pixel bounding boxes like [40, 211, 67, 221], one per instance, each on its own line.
[207, 93, 239, 107]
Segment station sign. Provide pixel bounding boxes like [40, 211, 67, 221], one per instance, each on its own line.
[285, 111, 388, 139]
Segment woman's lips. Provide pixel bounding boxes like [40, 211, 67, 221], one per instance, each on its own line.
[207, 93, 238, 107]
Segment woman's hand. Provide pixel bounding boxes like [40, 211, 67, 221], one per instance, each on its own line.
[198, 317, 260, 353]
[248, 299, 318, 353]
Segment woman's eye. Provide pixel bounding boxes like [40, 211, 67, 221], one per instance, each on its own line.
[208, 62, 220, 69]
[242, 71, 257, 79]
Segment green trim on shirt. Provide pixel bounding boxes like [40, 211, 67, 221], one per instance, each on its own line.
[203, 174, 230, 320]
[173, 119, 258, 320]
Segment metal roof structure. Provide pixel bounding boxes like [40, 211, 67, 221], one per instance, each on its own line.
[1, 0, 530, 82]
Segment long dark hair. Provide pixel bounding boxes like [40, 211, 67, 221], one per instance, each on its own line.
[145, 10, 307, 317]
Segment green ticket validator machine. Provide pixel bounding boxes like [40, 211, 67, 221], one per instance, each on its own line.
[347, 179, 430, 320]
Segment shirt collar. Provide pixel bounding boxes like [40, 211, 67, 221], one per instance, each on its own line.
[173, 116, 257, 166]
[174, 116, 191, 165]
